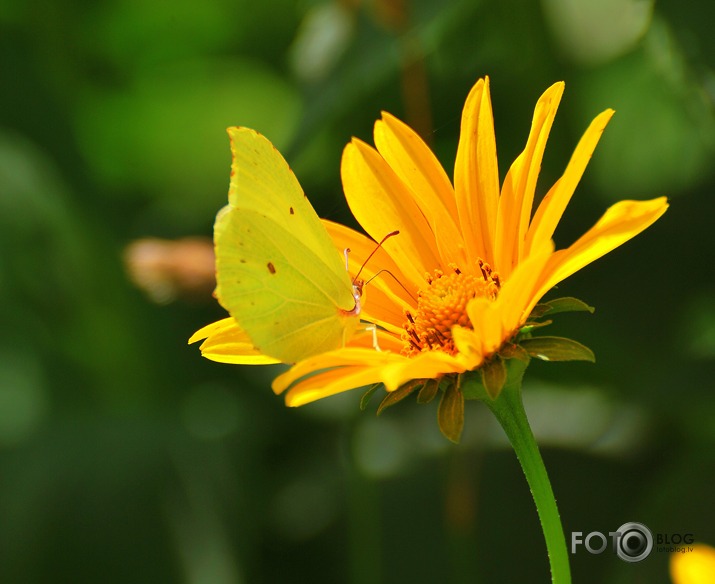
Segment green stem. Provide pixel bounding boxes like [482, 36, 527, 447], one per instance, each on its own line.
[483, 379, 571, 584]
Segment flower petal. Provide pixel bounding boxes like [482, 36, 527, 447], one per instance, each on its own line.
[284, 366, 389, 406]
[494, 241, 555, 331]
[537, 197, 669, 296]
[465, 297, 504, 356]
[526, 109, 615, 257]
[670, 543, 715, 584]
[451, 325, 485, 367]
[190, 318, 280, 365]
[272, 344, 405, 395]
[342, 139, 441, 287]
[460, 243, 554, 359]
[373, 113, 467, 269]
[495, 82, 564, 277]
[379, 350, 467, 390]
[454, 77, 500, 265]
[274, 343, 467, 405]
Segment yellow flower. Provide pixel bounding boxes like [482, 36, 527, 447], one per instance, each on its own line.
[192, 77, 667, 407]
[670, 544, 715, 584]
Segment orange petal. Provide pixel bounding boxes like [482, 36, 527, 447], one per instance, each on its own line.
[451, 325, 485, 367]
[454, 77, 500, 266]
[379, 350, 467, 390]
[342, 139, 441, 287]
[459, 244, 553, 358]
[348, 328, 405, 353]
[284, 366, 389, 406]
[495, 242, 555, 331]
[189, 318, 280, 365]
[495, 82, 564, 277]
[274, 345, 467, 404]
[281, 337, 459, 405]
[374, 113, 467, 269]
[466, 297, 504, 356]
[526, 109, 615, 257]
[537, 197, 669, 297]
[272, 347, 408, 395]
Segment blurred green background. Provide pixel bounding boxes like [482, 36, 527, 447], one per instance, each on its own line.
[1, 0, 714, 582]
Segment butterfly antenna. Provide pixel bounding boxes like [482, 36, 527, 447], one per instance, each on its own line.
[353, 230, 400, 284]
[365, 269, 417, 303]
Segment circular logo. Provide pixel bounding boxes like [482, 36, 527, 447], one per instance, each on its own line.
[615, 522, 653, 562]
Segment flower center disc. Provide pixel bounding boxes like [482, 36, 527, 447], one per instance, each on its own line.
[403, 262, 500, 356]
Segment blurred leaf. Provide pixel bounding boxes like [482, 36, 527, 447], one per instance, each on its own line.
[677, 293, 715, 360]
[289, 2, 355, 82]
[0, 131, 156, 405]
[82, 0, 299, 72]
[74, 58, 302, 227]
[542, 0, 653, 65]
[576, 18, 715, 199]
[0, 347, 48, 446]
[83, 0, 237, 69]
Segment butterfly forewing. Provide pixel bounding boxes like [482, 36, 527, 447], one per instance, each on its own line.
[215, 128, 359, 363]
[227, 127, 347, 271]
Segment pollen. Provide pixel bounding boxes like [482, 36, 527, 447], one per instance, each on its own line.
[403, 261, 500, 356]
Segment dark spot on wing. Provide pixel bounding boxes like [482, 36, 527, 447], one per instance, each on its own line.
[289, 207, 294, 215]
[267, 262, 276, 274]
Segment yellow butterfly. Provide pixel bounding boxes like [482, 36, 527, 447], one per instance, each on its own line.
[212, 127, 363, 363]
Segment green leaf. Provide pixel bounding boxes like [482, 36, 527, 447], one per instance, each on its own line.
[535, 297, 595, 317]
[480, 357, 507, 399]
[377, 379, 423, 415]
[416, 378, 440, 404]
[520, 336, 596, 362]
[528, 304, 551, 319]
[438, 381, 464, 443]
[359, 384, 381, 411]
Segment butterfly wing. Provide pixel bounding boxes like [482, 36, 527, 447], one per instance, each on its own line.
[214, 128, 357, 363]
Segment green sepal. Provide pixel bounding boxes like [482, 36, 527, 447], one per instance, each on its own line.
[519, 319, 553, 335]
[460, 371, 489, 401]
[377, 379, 424, 415]
[520, 336, 596, 362]
[359, 384, 382, 411]
[499, 343, 530, 361]
[530, 297, 595, 319]
[461, 356, 531, 401]
[438, 379, 464, 443]
[480, 357, 507, 399]
[416, 378, 440, 404]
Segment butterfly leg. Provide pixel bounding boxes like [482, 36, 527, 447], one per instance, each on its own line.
[366, 323, 381, 352]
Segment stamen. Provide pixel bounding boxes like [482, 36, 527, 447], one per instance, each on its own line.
[402, 259, 501, 356]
